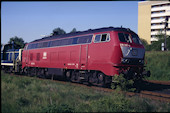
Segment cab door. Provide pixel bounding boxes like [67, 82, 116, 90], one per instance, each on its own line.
[25, 50, 29, 66]
[80, 44, 88, 70]
[22, 45, 29, 68]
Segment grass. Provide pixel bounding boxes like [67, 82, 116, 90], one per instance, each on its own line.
[145, 51, 170, 81]
[1, 71, 170, 112]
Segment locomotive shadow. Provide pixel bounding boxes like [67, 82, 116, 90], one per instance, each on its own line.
[139, 81, 170, 92]
[38, 74, 99, 87]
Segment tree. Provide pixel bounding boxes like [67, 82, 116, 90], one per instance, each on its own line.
[149, 36, 170, 51]
[155, 31, 166, 40]
[8, 36, 25, 49]
[140, 39, 148, 48]
[154, 31, 169, 50]
[70, 28, 77, 33]
[52, 27, 66, 35]
[140, 39, 151, 51]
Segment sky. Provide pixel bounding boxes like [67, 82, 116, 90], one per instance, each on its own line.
[1, 1, 140, 44]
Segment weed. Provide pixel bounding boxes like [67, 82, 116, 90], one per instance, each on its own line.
[111, 74, 136, 92]
[1, 71, 170, 112]
[16, 97, 30, 107]
[145, 51, 170, 81]
[15, 78, 32, 88]
[41, 103, 74, 113]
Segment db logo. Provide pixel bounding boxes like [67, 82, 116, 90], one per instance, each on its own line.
[43, 52, 47, 59]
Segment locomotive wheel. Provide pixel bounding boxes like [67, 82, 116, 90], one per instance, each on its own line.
[23, 67, 28, 76]
[65, 70, 71, 81]
[97, 72, 105, 87]
[37, 68, 44, 78]
[27, 68, 31, 76]
[89, 72, 98, 85]
[70, 71, 80, 83]
[31, 68, 37, 77]
[40, 69, 46, 78]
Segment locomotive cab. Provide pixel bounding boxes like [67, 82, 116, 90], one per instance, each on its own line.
[114, 30, 150, 80]
[118, 32, 145, 66]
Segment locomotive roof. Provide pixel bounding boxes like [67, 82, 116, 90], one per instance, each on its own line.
[31, 26, 136, 43]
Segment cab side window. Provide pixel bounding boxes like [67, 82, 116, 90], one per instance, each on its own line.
[101, 34, 107, 41]
[94, 33, 110, 43]
[94, 35, 101, 43]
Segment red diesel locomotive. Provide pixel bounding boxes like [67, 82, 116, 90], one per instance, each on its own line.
[22, 27, 150, 86]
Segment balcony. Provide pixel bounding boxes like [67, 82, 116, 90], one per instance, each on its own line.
[151, 37, 158, 42]
[151, 6, 169, 12]
[151, 13, 167, 18]
[151, 18, 165, 24]
[151, 30, 170, 36]
[167, 30, 170, 35]
[151, 24, 165, 29]
[151, 31, 163, 35]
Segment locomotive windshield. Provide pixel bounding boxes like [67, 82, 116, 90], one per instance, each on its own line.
[131, 34, 142, 45]
[118, 33, 132, 43]
[118, 33, 142, 45]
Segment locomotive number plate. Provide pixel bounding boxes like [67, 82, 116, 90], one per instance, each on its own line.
[132, 49, 138, 56]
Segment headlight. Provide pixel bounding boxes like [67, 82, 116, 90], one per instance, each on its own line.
[139, 59, 144, 64]
[121, 58, 129, 64]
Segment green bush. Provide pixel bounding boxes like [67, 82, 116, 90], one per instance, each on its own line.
[111, 74, 136, 92]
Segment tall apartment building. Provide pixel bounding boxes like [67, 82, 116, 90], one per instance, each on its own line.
[138, 1, 170, 44]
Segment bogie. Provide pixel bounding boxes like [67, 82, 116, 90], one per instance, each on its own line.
[63, 69, 109, 87]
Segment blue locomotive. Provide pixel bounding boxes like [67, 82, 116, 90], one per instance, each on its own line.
[1, 42, 23, 73]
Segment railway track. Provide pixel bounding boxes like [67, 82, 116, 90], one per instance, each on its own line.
[89, 87, 170, 102]
[145, 80, 170, 85]
[7, 73, 170, 103]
